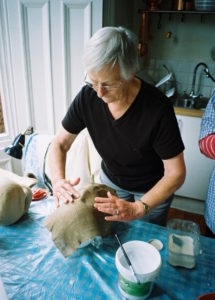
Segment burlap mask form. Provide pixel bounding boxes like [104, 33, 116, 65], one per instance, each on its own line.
[45, 184, 117, 257]
[0, 168, 37, 225]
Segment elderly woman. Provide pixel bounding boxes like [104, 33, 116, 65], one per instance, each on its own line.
[49, 26, 186, 226]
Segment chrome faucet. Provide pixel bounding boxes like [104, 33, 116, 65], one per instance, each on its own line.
[183, 62, 215, 109]
[189, 62, 215, 99]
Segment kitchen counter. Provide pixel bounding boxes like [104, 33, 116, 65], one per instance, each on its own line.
[174, 107, 204, 118]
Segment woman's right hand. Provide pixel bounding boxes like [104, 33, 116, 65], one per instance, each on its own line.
[53, 177, 80, 207]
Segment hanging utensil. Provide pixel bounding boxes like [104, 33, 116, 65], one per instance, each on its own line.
[165, 87, 175, 98]
[155, 72, 172, 88]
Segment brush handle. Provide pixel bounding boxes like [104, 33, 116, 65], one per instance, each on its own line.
[115, 234, 131, 265]
[115, 234, 140, 284]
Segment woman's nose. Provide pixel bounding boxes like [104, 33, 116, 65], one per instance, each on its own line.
[96, 85, 106, 98]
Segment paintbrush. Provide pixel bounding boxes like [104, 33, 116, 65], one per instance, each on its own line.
[115, 234, 140, 284]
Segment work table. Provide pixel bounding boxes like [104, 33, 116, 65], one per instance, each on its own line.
[0, 197, 215, 300]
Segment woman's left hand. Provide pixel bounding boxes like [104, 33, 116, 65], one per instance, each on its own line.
[94, 191, 145, 222]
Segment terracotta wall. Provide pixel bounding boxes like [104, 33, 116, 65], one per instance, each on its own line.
[0, 95, 5, 133]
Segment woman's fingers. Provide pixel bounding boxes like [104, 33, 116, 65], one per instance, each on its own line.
[69, 177, 80, 186]
[54, 195, 60, 208]
[94, 197, 108, 203]
[105, 214, 123, 222]
[94, 194, 125, 219]
[53, 178, 80, 207]
[94, 192, 117, 214]
[95, 192, 116, 203]
[107, 191, 114, 198]
[96, 205, 118, 214]
[94, 194, 142, 222]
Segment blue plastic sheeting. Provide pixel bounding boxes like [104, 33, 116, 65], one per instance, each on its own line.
[0, 197, 215, 300]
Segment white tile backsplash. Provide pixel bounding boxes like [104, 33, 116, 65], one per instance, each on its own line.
[141, 58, 215, 99]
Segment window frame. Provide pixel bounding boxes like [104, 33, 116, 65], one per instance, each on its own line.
[0, 20, 17, 153]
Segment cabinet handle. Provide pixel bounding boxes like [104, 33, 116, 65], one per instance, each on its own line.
[177, 119, 183, 133]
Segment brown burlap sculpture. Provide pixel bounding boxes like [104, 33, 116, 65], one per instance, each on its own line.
[45, 183, 117, 257]
[0, 168, 38, 225]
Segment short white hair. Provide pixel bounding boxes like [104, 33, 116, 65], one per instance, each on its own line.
[83, 26, 138, 80]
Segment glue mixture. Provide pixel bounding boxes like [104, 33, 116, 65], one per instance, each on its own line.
[168, 234, 196, 268]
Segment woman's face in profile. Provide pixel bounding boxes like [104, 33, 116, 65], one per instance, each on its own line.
[87, 64, 126, 104]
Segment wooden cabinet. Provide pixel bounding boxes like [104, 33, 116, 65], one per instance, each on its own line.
[175, 114, 214, 200]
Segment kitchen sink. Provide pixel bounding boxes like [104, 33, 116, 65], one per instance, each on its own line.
[172, 96, 209, 110]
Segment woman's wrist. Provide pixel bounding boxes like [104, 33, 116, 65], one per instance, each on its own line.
[139, 200, 150, 214]
[52, 177, 65, 186]
[135, 201, 148, 218]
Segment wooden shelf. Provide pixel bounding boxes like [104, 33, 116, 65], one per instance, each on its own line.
[138, 9, 215, 23]
[138, 9, 215, 15]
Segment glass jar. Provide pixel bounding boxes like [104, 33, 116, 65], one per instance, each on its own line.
[167, 218, 201, 269]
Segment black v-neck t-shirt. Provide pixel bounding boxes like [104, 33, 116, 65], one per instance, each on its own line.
[62, 79, 184, 192]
